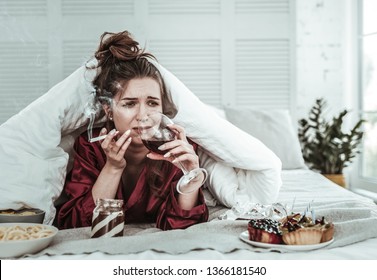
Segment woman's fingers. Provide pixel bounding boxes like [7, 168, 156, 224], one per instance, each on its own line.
[146, 124, 200, 170]
[101, 129, 119, 150]
[171, 153, 198, 164]
[150, 139, 199, 171]
[146, 152, 164, 161]
[113, 130, 131, 154]
[101, 130, 132, 163]
[159, 140, 192, 156]
[167, 124, 186, 141]
[115, 131, 132, 158]
[147, 151, 198, 170]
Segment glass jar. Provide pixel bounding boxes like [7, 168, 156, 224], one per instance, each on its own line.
[90, 198, 124, 238]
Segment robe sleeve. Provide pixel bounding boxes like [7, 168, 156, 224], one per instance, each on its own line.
[155, 141, 209, 230]
[155, 183, 209, 230]
[56, 134, 106, 229]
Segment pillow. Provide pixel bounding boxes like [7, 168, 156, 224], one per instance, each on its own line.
[225, 107, 306, 169]
[0, 61, 282, 224]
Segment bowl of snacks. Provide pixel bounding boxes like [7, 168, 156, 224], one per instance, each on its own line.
[0, 223, 58, 258]
[0, 208, 45, 224]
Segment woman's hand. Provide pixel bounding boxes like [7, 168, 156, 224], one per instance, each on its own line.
[147, 124, 203, 210]
[100, 128, 132, 170]
[91, 128, 132, 201]
[146, 124, 199, 172]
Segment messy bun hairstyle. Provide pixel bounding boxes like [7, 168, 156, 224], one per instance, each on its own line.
[89, 31, 177, 119]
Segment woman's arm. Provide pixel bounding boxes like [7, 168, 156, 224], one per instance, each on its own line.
[91, 128, 132, 201]
[148, 132, 209, 230]
[57, 128, 132, 229]
[147, 123, 205, 211]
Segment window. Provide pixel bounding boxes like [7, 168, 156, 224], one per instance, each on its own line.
[353, 0, 377, 193]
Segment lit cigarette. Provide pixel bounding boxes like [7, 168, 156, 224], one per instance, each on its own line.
[89, 135, 108, 143]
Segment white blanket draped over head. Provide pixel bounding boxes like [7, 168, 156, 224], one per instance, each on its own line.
[0, 60, 282, 224]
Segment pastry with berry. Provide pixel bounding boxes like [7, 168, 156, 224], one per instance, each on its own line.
[248, 218, 283, 244]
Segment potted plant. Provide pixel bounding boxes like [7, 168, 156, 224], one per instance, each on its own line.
[298, 98, 365, 187]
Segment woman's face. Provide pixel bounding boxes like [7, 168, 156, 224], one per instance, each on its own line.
[108, 77, 163, 144]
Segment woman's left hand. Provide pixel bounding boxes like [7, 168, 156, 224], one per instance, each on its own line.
[146, 123, 199, 172]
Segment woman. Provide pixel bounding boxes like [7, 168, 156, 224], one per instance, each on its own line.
[56, 31, 208, 230]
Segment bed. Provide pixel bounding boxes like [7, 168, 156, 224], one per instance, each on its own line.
[1, 61, 377, 260]
[23, 169, 377, 260]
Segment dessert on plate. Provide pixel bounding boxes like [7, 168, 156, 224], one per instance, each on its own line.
[247, 218, 283, 244]
[247, 211, 334, 245]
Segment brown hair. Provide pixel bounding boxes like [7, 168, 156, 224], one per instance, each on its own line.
[87, 30, 178, 196]
[89, 30, 177, 118]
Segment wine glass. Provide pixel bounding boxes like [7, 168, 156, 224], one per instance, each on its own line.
[137, 111, 208, 194]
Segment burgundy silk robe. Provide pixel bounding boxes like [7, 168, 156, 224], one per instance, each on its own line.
[56, 129, 208, 230]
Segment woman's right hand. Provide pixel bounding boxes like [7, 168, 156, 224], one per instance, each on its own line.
[100, 128, 132, 170]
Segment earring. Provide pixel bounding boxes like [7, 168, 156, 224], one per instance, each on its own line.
[109, 117, 113, 121]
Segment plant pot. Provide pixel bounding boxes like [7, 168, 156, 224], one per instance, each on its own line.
[323, 174, 346, 187]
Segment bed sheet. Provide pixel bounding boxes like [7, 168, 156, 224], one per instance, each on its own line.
[28, 238, 377, 260]
[24, 169, 377, 260]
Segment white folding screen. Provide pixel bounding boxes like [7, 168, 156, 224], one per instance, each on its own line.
[0, 0, 295, 124]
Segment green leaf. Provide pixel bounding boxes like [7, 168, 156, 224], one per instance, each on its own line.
[297, 98, 364, 174]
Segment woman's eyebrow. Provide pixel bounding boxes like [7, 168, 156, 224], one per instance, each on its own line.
[120, 96, 160, 101]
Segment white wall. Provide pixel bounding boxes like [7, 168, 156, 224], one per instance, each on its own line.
[295, 0, 357, 122]
[296, 0, 363, 185]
